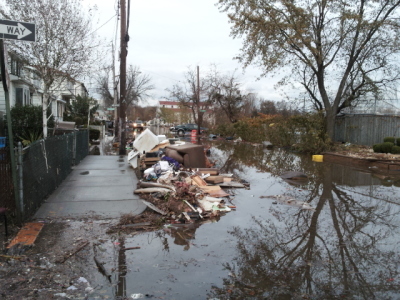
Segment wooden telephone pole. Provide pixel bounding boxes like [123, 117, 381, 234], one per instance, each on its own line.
[119, 0, 127, 155]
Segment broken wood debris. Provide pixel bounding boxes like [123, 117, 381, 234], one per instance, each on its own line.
[56, 240, 89, 264]
[121, 246, 140, 251]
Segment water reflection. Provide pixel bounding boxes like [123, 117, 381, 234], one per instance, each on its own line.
[113, 140, 400, 299]
[206, 147, 400, 299]
[162, 223, 202, 251]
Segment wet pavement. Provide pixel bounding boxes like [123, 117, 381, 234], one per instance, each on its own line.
[34, 151, 146, 219]
[2, 138, 400, 299]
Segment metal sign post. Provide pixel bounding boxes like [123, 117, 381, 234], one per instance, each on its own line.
[0, 18, 36, 224]
[0, 40, 21, 223]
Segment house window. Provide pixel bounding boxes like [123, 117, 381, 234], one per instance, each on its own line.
[58, 102, 64, 119]
[15, 87, 31, 106]
[10, 58, 22, 77]
[16, 88, 23, 106]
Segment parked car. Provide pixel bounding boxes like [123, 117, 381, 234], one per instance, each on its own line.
[170, 123, 208, 136]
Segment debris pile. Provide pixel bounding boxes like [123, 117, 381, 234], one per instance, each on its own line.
[124, 129, 248, 229]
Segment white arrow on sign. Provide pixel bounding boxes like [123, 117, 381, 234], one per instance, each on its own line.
[0, 22, 32, 39]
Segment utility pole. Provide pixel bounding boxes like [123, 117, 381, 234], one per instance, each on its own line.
[197, 65, 201, 135]
[112, 42, 118, 137]
[119, 0, 127, 155]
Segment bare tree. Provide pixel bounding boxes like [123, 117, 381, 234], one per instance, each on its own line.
[0, 0, 102, 137]
[208, 69, 251, 123]
[96, 65, 115, 109]
[168, 66, 211, 133]
[97, 65, 153, 112]
[218, 0, 400, 140]
[125, 65, 154, 108]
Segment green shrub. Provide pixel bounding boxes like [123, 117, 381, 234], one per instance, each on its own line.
[384, 137, 395, 143]
[74, 117, 83, 126]
[373, 144, 382, 153]
[396, 138, 400, 146]
[392, 145, 400, 154]
[7, 105, 54, 145]
[89, 129, 100, 140]
[381, 142, 394, 153]
[267, 112, 332, 153]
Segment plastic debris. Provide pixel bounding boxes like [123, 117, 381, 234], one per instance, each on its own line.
[131, 293, 145, 299]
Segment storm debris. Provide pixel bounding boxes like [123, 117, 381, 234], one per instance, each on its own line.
[125, 136, 249, 230]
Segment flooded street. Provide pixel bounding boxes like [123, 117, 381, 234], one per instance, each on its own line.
[101, 140, 400, 299]
[3, 138, 400, 300]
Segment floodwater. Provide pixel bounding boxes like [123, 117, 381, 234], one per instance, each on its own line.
[103, 139, 400, 299]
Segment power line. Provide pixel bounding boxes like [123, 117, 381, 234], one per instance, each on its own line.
[88, 13, 118, 37]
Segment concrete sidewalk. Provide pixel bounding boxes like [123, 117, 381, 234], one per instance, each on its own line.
[33, 155, 146, 220]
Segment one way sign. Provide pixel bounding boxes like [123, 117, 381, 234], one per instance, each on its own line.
[0, 19, 35, 42]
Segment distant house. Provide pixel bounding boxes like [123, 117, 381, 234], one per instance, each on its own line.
[158, 100, 215, 125]
[51, 76, 88, 122]
[0, 51, 89, 123]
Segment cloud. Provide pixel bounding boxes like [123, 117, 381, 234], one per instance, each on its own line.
[85, 0, 284, 103]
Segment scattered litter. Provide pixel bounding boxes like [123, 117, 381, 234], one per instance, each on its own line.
[131, 293, 145, 299]
[77, 277, 88, 284]
[261, 195, 315, 210]
[121, 247, 141, 251]
[141, 200, 167, 215]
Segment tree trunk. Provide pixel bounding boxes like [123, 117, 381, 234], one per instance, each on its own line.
[42, 93, 49, 138]
[325, 109, 336, 142]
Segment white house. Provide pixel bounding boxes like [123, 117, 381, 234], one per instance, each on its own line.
[0, 51, 89, 124]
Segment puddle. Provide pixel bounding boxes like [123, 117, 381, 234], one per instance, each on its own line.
[5, 141, 400, 299]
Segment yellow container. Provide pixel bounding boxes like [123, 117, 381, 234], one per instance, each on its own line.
[312, 155, 323, 162]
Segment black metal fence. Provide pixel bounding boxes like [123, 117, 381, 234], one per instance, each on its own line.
[0, 146, 14, 211]
[0, 130, 89, 221]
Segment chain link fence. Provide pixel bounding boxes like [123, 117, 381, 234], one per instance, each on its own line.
[0, 130, 89, 221]
[0, 146, 14, 211]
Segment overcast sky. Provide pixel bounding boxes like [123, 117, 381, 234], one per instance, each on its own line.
[84, 0, 284, 105]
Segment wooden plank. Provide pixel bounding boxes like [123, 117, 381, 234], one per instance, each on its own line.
[217, 182, 246, 188]
[144, 157, 160, 162]
[194, 168, 219, 175]
[150, 142, 170, 152]
[199, 185, 221, 191]
[205, 176, 224, 184]
[208, 189, 230, 197]
[7, 222, 44, 248]
[191, 175, 207, 186]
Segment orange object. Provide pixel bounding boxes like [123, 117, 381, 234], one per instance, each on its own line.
[7, 222, 44, 248]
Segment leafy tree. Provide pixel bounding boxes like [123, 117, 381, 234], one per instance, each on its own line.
[159, 106, 177, 125]
[64, 95, 98, 126]
[259, 100, 277, 115]
[0, 0, 101, 138]
[218, 0, 400, 140]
